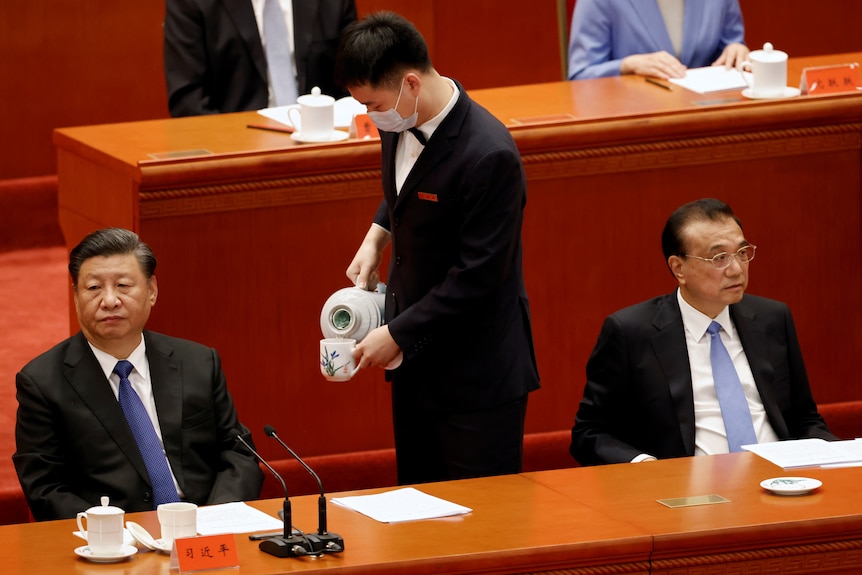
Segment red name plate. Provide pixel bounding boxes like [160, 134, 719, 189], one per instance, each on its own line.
[352, 114, 380, 140]
[800, 63, 861, 95]
[172, 534, 239, 573]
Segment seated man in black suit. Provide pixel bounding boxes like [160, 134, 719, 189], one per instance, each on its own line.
[13, 228, 263, 520]
[164, 0, 357, 116]
[571, 198, 837, 465]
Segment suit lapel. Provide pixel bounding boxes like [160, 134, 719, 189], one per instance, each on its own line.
[222, 0, 268, 85]
[730, 299, 786, 435]
[292, 0, 311, 93]
[393, 87, 467, 211]
[628, 0, 672, 54]
[678, 0, 701, 67]
[649, 294, 696, 455]
[64, 333, 151, 482]
[144, 332, 185, 488]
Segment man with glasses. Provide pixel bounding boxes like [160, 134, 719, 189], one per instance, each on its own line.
[570, 198, 836, 466]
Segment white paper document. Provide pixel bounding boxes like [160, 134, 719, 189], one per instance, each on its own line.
[743, 438, 862, 469]
[195, 501, 283, 535]
[668, 66, 749, 94]
[331, 487, 472, 523]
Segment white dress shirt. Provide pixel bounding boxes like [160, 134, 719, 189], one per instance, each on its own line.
[89, 337, 183, 496]
[677, 289, 779, 455]
[394, 77, 459, 193]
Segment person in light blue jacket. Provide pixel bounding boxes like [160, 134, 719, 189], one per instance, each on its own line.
[568, 0, 748, 80]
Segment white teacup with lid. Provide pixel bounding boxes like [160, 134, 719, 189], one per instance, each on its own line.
[285, 86, 335, 138]
[76, 496, 125, 556]
[745, 42, 788, 98]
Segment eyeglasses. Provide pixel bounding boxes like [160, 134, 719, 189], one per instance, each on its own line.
[684, 245, 756, 270]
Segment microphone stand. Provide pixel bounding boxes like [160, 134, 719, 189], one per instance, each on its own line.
[264, 425, 344, 553]
[235, 435, 316, 557]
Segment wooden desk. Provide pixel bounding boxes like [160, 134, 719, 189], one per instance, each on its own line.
[526, 453, 862, 574]
[4, 474, 652, 575]
[53, 53, 862, 461]
[6, 455, 862, 574]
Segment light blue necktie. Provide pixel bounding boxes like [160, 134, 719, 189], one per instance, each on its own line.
[707, 321, 758, 452]
[263, 0, 298, 106]
[114, 360, 179, 507]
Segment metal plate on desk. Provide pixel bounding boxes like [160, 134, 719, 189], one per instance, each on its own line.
[147, 149, 214, 160]
[657, 494, 731, 508]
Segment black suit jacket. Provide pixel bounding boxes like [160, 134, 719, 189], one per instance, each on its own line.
[164, 0, 356, 117]
[571, 292, 836, 465]
[13, 331, 263, 521]
[373, 84, 540, 411]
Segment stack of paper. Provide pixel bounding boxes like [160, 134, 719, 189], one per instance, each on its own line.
[743, 438, 862, 469]
[331, 487, 472, 523]
[668, 66, 749, 94]
[196, 501, 283, 535]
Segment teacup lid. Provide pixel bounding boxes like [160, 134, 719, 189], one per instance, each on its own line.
[750, 42, 787, 63]
[297, 86, 335, 107]
[87, 495, 124, 515]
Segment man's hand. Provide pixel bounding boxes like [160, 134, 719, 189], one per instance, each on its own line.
[346, 225, 389, 290]
[353, 325, 401, 369]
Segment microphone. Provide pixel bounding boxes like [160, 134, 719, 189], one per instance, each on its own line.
[234, 434, 317, 557]
[264, 424, 345, 553]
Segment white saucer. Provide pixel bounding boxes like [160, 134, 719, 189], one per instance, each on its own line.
[742, 86, 801, 100]
[126, 521, 174, 553]
[760, 476, 822, 495]
[74, 544, 137, 562]
[291, 130, 349, 144]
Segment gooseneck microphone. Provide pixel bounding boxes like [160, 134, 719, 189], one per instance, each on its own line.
[264, 424, 345, 553]
[234, 434, 316, 557]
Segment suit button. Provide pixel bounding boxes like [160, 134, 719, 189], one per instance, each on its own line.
[395, 256, 402, 266]
[394, 217, 400, 227]
[143, 492, 152, 503]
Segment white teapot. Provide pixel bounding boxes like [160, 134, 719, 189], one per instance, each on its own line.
[320, 283, 386, 343]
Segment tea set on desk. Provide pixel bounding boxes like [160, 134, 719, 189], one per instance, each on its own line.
[73, 497, 197, 563]
[741, 42, 800, 99]
[276, 86, 367, 143]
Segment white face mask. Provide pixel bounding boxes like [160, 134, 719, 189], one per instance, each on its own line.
[367, 78, 418, 133]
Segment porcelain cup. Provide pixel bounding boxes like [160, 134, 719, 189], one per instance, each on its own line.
[76, 496, 125, 556]
[157, 501, 197, 545]
[284, 86, 335, 137]
[320, 338, 360, 381]
[745, 42, 788, 98]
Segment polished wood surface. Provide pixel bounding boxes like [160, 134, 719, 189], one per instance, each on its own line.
[4, 2, 860, 178]
[6, 474, 652, 575]
[527, 453, 862, 574]
[6, 455, 862, 574]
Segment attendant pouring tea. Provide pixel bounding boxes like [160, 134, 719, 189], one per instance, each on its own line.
[333, 11, 540, 485]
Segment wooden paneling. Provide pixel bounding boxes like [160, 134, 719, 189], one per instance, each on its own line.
[3, 2, 858, 179]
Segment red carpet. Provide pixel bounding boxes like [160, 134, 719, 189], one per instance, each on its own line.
[0, 175, 69, 522]
[0, 247, 69, 504]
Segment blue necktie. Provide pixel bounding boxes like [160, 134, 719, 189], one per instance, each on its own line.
[263, 0, 298, 106]
[707, 321, 758, 452]
[114, 360, 179, 507]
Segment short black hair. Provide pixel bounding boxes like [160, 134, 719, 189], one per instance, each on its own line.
[334, 11, 432, 90]
[69, 228, 156, 286]
[661, 198, 743, 263]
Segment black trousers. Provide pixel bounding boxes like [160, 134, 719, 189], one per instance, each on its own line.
[391, 387, 528, 485]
